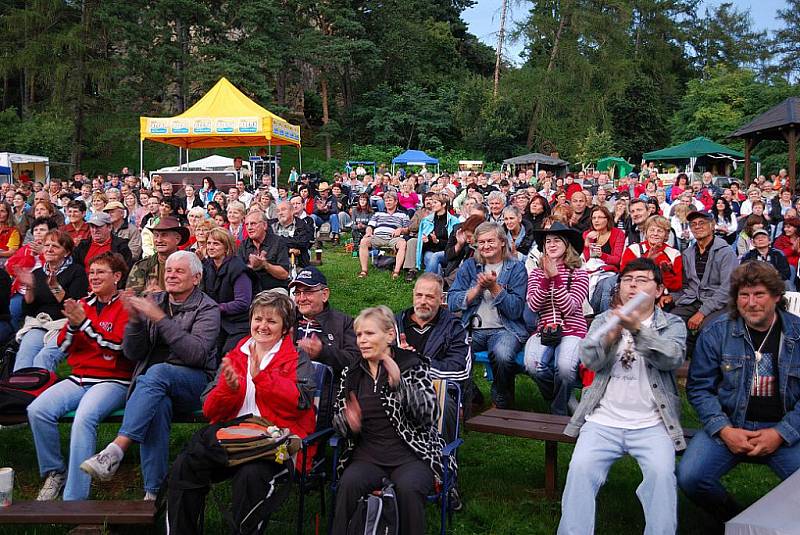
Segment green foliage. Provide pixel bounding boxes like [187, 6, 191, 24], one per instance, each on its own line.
[0, 108, 73, 162]
[574, 128, 617, 168]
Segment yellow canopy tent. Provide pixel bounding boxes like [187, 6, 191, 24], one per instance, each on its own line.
[139, 77, 301, 174]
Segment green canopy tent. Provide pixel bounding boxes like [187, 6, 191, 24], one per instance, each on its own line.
[642, 136, 755, 176]
[596, 156, 633, 179]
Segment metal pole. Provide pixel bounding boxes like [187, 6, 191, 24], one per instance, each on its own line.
[298, 145, 303, 174]
[139, 139, 144, 180]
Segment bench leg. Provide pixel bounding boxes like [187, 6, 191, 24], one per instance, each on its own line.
[544, 441, 558, 500]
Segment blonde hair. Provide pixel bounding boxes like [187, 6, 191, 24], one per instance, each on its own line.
[354, 305, 396, 336]
[643, 215, 670, 234]
[673, 203, 691, 222]
[206, 227, 236, 256]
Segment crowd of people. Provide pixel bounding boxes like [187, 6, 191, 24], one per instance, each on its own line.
[0, 162, 798, 533]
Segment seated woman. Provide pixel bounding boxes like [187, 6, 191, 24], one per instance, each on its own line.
[736, 214, 765, 257]
[331, 305, 449, 535]
[0, 201, 21, 268]
[581, 206, 625, 314]
[620, 215, 683, 306]
[226, 201, 248, 245]
[350, 193, 373, 250]
[165, 291, 316, 535]
[712, 197, 738, 245]
[612, 199, 629, 231]
[524, 223, 589, 415]
[397, 180, 419, 215]
[190, 218, 217, 260]
[6, 217, 56, 329]
[669, 203, 693, 252]
[773, 217, 800, 280]
[503, 205, 535, 261]
[416, 193, 459, 274]
[14, 229, 89, 371]
[202, 227, 254, 357]
[27, 252, 131, 501]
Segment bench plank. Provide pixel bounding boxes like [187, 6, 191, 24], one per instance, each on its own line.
[0, 500, 155, 525]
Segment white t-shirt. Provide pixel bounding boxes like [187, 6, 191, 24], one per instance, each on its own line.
[585, 316, 662, 429]
[237, 338, 282, 418]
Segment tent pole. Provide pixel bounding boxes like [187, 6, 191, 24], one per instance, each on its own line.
[298, 146, 303, 175]
[139, 139, 144, 180]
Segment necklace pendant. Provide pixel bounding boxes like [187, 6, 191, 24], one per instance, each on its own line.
[755, 351, 762, 362]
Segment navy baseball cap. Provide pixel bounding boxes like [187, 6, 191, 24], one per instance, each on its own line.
[289, 266, 328, 289]
[686, 210, 713, 222]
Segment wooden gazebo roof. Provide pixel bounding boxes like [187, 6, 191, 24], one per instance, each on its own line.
[729, 97, 800, 188]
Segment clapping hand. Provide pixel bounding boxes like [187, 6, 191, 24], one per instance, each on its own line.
[297, 335, 323, 359]
[220, 357, 239, 391]
[15, 268, 34, 288]
[248, 251, 269, 270]
[126, 295, 166, 322]
[540, 254, 559, 278]
[398, 332, 415, 352]
[476, 270, 498, 291]
[62, 298, 87, 327]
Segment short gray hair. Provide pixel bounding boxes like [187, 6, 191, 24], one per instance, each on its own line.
[188, 206, 206, 218]
[487, 191, 507, 205]
[166, 250, 203, 277]
[383, 190, 398, 202]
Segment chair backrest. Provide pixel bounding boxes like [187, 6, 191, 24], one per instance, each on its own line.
[432, 379, 462, 443]
[785, 291, 800, 317]
[309, 361, 335, 433]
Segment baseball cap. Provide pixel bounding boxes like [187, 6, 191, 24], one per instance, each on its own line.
[87, 212, 112, 226]
[103, 201, 125, 212]
[289, 266, 328, 289]
[752, 228, 770, 238]
[686, 210, 713, 222]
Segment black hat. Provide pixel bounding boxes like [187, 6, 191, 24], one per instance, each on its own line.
[686, 210, 713, 222]
[530, 222, 584, 255]
[289, 266, 328, 289]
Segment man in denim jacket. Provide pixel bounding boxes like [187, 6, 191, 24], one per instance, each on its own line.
[449, 221, 528, 408]
[678, 262, 800, 525]
[560, 258, 687, 535]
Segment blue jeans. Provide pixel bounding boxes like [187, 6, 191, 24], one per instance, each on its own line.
[423, 250, 445, 274]
[14, 329, 66, 372]
[559, 422, 677, 535]
[471, 328, 521, 408]
[370, 197, 385, 212]
[28, 379, 128, 500]
[311, 213, 340, 234]
[589, 274, 617, 315]
[524, 334, 581, 415]
[118, 363, 208, 493]
[677, 423, 800, 522]
[9, 294, 23, 331]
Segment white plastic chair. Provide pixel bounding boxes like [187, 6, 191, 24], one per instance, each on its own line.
[784, 291, 800, 317]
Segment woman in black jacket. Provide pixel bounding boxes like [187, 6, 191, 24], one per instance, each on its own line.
[202, 227, 254, 359]
[14, 229, 88, 371]
[331, 305, 451, 535]
[503, 205, 535, 259]
[524, 194, 551, 231]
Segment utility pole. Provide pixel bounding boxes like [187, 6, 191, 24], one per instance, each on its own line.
[493, 0, 508, 97]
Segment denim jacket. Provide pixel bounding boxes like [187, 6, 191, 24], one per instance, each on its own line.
[566, 307, 688, 450]
[689, 309, 800, 446]
[447, 257, 528, 343]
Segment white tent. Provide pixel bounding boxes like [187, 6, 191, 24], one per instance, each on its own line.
[0, 152, 50, 182]
[157, 154, 251, 172]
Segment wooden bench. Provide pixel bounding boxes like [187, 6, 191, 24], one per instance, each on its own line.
[0, 500, 155, 532]
[0, 409, 207, 427]
[466, 408, 696, 500]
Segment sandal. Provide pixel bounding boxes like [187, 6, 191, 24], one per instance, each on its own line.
[358, 271, 368, 278]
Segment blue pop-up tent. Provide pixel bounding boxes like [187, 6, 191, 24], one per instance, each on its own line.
[391, 149, 439, 173]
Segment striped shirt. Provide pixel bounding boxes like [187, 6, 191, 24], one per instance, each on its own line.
[368, 210, 410, 239]
[527, 264, 589, 337]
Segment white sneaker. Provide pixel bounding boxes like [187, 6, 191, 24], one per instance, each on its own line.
[80, 449, 121, 481]
[143, 492, 157, 501]
[36, 471, 66, 501]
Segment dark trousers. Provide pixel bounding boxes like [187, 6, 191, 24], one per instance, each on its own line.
[332, 459, 433, 535]
[669, 301, 724, 358]
[166, 422, 287, 535]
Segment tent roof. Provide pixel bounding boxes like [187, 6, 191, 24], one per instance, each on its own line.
[642, 137, 746, 161]
[392, 149, 439, 165]
[730, 97, 800, 140]
[157, 154, 250, 172]
[502, 152, 569, 167]
[0, 152, 49, 164]
[596, 156, 633, 175]
[140, 77, 300, 148]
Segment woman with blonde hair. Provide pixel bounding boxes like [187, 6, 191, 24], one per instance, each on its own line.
[612, 199, 629, 230]
[670, 203, 693, 252]
[525, 223, 589, 415]
[190, 218, 217, 260]
[331, 305, 448, 535]
[620, 215, 683, 304]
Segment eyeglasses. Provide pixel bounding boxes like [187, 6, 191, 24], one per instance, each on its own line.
[294, 288, 324, 296]
[620, 276, 656, 285]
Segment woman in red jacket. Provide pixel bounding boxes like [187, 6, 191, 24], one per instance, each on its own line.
[582, 206, 625, 314]
[27, 252, 132, 502]
[166, 291, 317, 535]
[773, 217, 800, 269]
[620, 215, 683, 307]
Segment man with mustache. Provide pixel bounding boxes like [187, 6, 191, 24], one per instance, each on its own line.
[678, 261, 800, 528]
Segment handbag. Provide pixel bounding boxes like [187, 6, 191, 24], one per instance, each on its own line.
[540, 271, 572, 347]
[215, 415, 301, 467]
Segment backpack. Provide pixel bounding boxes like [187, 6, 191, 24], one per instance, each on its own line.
[347, 479, 399, 535]
[0, 367, 57, 415]
[0, 339, 19, 381]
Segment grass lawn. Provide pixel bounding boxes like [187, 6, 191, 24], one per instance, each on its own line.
[0, 246, 782, 534]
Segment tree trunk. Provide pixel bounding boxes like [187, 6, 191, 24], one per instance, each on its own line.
[72, 0, 93, 171]
[175, 18, 187, 113]
[526, 9, 569, 149]
[493, 0, 508, 97]
[320, 74, 331, 160]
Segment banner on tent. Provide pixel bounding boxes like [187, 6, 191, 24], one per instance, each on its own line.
[271, 118, 301, 143]
[145, 117, 263, 136]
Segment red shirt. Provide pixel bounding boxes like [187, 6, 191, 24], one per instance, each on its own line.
[84, 240, 111, 274]
[61, 222, 91, 244]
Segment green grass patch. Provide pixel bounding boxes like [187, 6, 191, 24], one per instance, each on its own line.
[0, 245, 782, 533]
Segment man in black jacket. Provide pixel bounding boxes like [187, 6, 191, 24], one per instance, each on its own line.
[73, 213, 133, 270]
[289, 266, 359, 380]
[271, 201, 314, 268]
